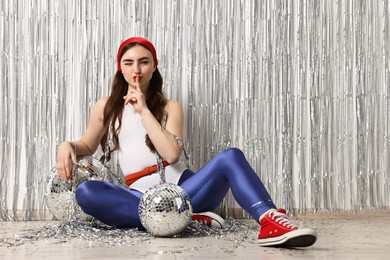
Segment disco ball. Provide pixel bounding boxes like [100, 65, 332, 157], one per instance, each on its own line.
[139, 183, 193, 237]
[45, 156, 115, 221]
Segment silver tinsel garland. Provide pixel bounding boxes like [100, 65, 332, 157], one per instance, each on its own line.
[0, 218, 257, 247]
[1, 0, 389, 220]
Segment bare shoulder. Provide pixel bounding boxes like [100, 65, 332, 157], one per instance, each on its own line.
[89, 96, 109, 121]
[165, 99, 183, 113]
[96, 96, 109, 107]
[92, 96, 109, 112]
[164, 100, 184, 137]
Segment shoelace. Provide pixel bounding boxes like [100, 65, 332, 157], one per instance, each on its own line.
[270, 211, 298, 229]
[193, 218, 211, 226]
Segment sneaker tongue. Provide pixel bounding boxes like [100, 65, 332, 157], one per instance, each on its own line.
[271, 209, 287, 218]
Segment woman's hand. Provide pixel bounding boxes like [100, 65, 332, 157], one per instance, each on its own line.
[56, 141, 78, 181]
[55, 97, 107, 181]
[124, 76, 147, 114]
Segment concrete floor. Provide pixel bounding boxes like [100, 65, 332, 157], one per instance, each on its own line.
[1, 210, 389, 260]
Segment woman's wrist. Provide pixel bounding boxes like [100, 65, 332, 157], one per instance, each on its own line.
[139, 107, 152, 118]
[66, 141, 77, 155]
[66, 140, 93, 157]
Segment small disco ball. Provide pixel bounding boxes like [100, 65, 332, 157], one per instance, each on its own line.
[139, 183, 193, 237]
[45, 156, 114, 221]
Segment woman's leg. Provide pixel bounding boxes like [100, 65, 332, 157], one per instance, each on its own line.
[179, 148, 276, 221]
[75, 180, 143, 229]
[180, 148, 317, 247]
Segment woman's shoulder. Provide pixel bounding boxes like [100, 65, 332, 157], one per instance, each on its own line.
[89, 96, 110, 115]
[165, 99, 184, 121]
[97, 96, 110, 104]
[165, 99, 183, 111]
[94, 96, 109, 108]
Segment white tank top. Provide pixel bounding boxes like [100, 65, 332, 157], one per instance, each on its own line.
[117, 104, 187, 193]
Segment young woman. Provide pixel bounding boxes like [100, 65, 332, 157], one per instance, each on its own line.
[56, 37, 317, 247]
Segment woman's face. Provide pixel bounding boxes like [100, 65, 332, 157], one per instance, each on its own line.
[120, 45, 156, 90]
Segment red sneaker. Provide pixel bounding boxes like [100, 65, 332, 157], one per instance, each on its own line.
[258, 209, 317, 247]
[192, 212, 226, 229]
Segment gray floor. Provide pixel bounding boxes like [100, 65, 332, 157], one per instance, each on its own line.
[1, 210, 389, 259]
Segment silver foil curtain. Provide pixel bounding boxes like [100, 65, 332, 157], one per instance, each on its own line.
[0, 0, 389, 220]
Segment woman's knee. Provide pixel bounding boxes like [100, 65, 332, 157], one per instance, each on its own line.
[219, 147, 245, 161]
[214, 148, 249, 171]
[75, 180, 100, 206]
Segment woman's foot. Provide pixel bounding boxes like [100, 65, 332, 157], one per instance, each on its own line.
[192, 212, 226, 229]
[258, 209, 317, 247]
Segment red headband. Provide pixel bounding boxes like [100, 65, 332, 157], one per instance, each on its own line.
[117, 37, 158, 71]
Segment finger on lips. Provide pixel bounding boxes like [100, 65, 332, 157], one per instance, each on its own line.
[133, 75, 142, 82]
[130, 76, 142, 103]
[124, 76, 142, 105]
[133, 76, 142, 90]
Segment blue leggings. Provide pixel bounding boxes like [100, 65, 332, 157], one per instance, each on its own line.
[75, 148, 276, 228]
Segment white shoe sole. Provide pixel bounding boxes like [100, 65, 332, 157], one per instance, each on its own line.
[193, 212, 226, 229]
[258, 228, 317, 247]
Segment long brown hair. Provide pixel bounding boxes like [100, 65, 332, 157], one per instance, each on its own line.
[100, 42, 167, 162]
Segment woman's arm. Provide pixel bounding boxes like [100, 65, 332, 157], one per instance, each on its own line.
[140, 100, 184, 164]
[56, 97, 108, 180]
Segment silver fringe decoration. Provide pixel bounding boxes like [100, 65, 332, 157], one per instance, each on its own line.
[0, 0, 389, 220]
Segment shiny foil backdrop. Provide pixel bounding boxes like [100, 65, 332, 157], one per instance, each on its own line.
[1, 0, 389, 220]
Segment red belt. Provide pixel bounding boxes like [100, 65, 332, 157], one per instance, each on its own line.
[125, 161, 170, 186]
